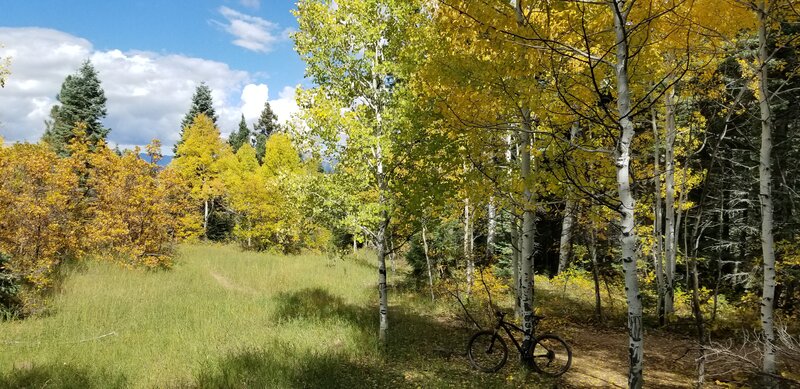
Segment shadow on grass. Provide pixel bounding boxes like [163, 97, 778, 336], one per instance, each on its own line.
[192, 345, 404, 389]
[191, 287, 558, 388]
[345, 251, 378, 271]
[273, 288, 371, 328]
[272, 287, 467, 356]
[192, 288, 406, 388]
[0, 364, 127, 389]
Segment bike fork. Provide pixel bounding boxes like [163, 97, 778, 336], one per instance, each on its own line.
[487, 328, 501, 352]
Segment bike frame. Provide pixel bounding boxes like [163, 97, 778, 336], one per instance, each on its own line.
[493, 318, 534, 354]
[470, 313, 569, 376]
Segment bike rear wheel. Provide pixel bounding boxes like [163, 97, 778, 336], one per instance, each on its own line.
[467, 330, 508, 373]
[530, 333, 572, 377]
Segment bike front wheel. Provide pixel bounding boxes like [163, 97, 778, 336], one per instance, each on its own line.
[530, 334, 572, 377]
[467, 330, 508, 373]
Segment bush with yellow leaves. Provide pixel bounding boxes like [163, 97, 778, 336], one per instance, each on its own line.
[220, 133, 328, 253]
[0, 126, 198, 315]
[82, 139, 183, 269]
[0, 141, 82, 315]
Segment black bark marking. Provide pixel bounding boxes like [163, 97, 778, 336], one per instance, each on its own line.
[628, 315, 642, 342]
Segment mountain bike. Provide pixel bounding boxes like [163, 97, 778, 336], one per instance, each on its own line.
[467, 310, 572, 377]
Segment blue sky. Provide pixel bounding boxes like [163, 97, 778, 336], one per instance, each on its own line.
[0, 0, 307, 153]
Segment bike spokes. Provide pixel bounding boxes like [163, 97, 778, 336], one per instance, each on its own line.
[531, 334, 572, 377]
[467, 331, 508, 373]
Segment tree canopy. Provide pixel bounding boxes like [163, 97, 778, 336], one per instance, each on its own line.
[42, 60, 108, 156]
[228, 114, 251, 153]
[175, 82, 217, 154]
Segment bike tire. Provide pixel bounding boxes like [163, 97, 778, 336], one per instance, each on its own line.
[467, 330, 508, 373]
[530, 333, 572, 377]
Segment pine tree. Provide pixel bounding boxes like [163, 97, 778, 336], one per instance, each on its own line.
[253, 101, 280, 162]
[254, 101, 279, 137]
[253, 133, 267, 164]
[42, 60, 108, 156]
[174, 82, 217, 154]
[228, 114, 251, 153]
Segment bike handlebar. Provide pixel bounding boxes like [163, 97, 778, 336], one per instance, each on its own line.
[495, 310, 546, 322]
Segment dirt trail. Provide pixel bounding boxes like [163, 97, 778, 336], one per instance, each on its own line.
[209, 270, 256, 295]
[563, 324, 704, 388]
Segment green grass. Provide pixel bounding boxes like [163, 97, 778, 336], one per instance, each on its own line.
[0, 244, 549, 388]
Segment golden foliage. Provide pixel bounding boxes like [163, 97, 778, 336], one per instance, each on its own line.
[0, 142, 80, 291]
[83, 141, 179, 269]
[0, 126, 197, 313]
[173, 113, 230, 206]
[222, 134, 324, 253]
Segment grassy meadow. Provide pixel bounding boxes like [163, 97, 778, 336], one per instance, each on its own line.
[1, 244, 726, 388]
[0, 244, 535, 388]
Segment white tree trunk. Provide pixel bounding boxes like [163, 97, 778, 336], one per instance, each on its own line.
[373, 37, 389, 345]
[507, 134, 522, 319]
[558, 124, 579, 275]
[470, 215, 474, 264]
[652, 107, 666, 325]
[376, 213, 389, 344]
[422, 224, 435, 301]
[376, 142, 389, 344]
[511, 208, 522, 319]
[487, 198, 496, 260]
[464, 197, 474, 296]
[611, 2, 644, 387]
[664, 85, 677, 318]
[756, 0, 777, 376]
[557, 198, 576, 275]
[590, 220, 602, 321]
[203, 199, 209, 237]
[675, 147, 690, 292]
[519, 109, 536, 342]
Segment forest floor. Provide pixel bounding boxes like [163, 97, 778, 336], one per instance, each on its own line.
[0, 244, 760, 388]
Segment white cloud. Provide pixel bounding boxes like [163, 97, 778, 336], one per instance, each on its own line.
[219, 83, 299, 136]
[0, 28, 91, 142]
[271, 86, 299, 125]
[240, 0, 260, 9]
[240, 83, 269, 120]
[0, 27, 299, 154]
[90, 48, 250, 147]
[214, 6, 290, 53]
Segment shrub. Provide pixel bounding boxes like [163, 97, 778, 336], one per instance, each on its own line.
[404, 221, 461, 286]
[0, 252, 20, 318]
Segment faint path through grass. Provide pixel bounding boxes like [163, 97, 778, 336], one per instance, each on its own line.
[0, 244, 712, 388]
[209, 270, 256, 295]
